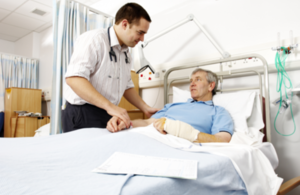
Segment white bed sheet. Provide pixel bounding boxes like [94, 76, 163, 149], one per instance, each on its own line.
[131, 125, 283, 195]
[33, 123, 282, 195]
[1, 128, 248, 195]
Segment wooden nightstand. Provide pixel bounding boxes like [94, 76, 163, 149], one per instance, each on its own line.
[127, 110, 144, 120]
[119, 71, 146, 120]
[4, 88, 42, 137]
[11, 116, 50, 137]
[11, 117, 38, 137]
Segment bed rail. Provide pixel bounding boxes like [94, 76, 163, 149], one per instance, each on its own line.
[163, 54, 271, 142]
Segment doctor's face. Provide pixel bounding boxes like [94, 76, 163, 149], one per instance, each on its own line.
[123, 17, 150, 47]
[189, 71, 214, 101]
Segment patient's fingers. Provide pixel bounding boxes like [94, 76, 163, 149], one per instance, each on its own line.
[117, 120, 127, 131]
[153, 120, 166, 135]
[157, 127, 166, 135]
[106, 122, 114, 133]
[111, 117, 118, 132]
[107, 116, 119, 133]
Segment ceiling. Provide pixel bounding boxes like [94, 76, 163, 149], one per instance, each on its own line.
[0, 0, 96, 42]
[0, 0, 198, 42]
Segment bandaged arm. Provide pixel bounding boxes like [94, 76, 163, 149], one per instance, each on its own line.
[164, 118, 231, 143]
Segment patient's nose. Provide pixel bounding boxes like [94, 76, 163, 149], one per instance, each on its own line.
[190, 80, 196, 86]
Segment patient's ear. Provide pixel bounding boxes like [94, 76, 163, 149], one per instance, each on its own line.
[208, 82, 215, 92]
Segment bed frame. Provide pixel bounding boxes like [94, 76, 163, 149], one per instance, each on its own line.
[163, 53, 300, 195]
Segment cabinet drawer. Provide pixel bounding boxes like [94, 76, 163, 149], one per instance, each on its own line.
[11, 117, 38, 137]
[37, 117, 47, 128]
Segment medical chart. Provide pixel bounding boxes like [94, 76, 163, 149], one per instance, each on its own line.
[93, 152, 198, 180]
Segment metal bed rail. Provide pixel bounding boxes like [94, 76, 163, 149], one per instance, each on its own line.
[164, 54, 271, 142]
[167, 70, 263, 111]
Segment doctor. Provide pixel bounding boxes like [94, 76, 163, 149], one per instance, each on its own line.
[62, 3, 158, 133]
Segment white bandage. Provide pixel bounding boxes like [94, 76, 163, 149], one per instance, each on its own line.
[164, 119, 200, 142]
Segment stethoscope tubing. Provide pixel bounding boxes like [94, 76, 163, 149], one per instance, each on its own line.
[107, 27, 129, 64]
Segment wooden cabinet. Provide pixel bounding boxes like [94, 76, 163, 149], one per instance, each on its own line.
[118, 71, 145, 120]
[128, 110, 144, 120]
[10, 116, 50, 137]
[118, 70, 139, 111]
[4, 88, 42, 137]
[46, 116, 51, 124]
[11, 117, 38, 137]
[37, 117, 47, 128]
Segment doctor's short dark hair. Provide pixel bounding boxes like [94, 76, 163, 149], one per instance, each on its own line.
[191, 68, 219, 96]
[115, 3, 151, 26]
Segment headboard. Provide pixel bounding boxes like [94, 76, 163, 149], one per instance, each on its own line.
[163, 54, 271, 142]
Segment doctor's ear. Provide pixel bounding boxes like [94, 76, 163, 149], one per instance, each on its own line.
[121, 19, 129, 29]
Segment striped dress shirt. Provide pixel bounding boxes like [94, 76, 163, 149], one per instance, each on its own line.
[64, 27, 134, 106]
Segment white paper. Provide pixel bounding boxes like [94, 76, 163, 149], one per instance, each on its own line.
[93, 152, 198, 180]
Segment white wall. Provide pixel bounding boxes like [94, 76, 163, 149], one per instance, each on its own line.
[13, 31, 41, 59]
[15, 33, 34, 57]
[137, 0, 300, 85]
[0, 39, 15, 54]
[32, 32, 41, 59]
[1, 31, 42, 58]
[139, 1, 300, 194]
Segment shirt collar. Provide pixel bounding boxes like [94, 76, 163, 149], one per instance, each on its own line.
[188, 98, 214, 106]
[109, 27, 129, 52]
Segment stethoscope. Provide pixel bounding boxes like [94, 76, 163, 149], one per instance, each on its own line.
[107, 27, 130, 64]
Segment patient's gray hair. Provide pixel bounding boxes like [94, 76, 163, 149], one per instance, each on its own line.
[191, 68, 218, 96]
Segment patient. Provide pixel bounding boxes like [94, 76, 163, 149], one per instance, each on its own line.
[106, 68, 234, 143]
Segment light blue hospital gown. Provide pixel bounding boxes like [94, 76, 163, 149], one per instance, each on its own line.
[151, 99, 234, 135]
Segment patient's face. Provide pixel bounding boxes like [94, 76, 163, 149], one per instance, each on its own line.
[189, 71, 212, 101]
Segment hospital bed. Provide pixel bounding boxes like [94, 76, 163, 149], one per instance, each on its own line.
[0, 54, 297, 195]
[163, 53, 300, 195]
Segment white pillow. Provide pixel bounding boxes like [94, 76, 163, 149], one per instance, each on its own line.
[173, 87, 191, 103]
[34, 123, 50, 137]
[172, 87, 264, 133]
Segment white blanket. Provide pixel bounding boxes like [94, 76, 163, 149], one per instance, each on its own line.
[34, 123, 282, 195]
[131, 125, 283, 195]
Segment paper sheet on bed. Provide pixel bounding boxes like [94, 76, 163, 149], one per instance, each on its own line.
[131, 125, 283, 195]
[93, 152, 197, 180]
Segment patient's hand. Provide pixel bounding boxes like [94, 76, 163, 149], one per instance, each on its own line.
[106, 116, 129, 133]
[153, 118, 167, 135]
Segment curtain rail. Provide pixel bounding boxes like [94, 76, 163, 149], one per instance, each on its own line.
[0, 52, 39, 61]
[70, 0, 114, 18]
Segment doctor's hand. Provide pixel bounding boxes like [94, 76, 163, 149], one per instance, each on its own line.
[153, 118, 167, 135]
[106, 116, 131, 133]
[106, 105, 131, 129]
[144, 107, 160, 118]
